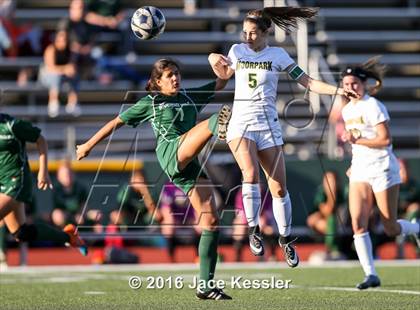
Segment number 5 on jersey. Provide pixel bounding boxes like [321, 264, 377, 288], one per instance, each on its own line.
[248, 73, 257, 89]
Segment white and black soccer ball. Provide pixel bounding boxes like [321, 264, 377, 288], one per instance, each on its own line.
[131, 6, 166, 40]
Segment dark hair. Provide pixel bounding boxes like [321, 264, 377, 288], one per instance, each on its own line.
[245, 7, 318, 32]
[341, 56, 386, 95]
[145, 58, 180, 93]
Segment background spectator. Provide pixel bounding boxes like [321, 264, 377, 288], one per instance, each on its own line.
[396, 159, 420, 258]
[0, 0, 43, 85]
[51, 159, 88, 228]
[39, 25, 80, 117]
[160, 182, 200, 263]
[66, 0, 96, 80]
[115, 168, 161, 227]
[307, 171, 348, 259]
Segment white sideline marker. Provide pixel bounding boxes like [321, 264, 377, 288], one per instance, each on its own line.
[84, 291, 106, 295]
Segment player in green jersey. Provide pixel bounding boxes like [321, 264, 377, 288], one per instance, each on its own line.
[76, 58, 232, 300]
[0, 113, 87, 256]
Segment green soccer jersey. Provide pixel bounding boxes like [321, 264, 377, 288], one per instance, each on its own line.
[119, 82, 216, 144]
[0, 114, 41, 202]
[0, 114, 40, 178]
[86, 0, 122, 17]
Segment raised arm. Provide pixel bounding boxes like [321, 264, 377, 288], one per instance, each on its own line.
[36, 135, 53, 190]
[286, 63, 358, 99]
[215, 78, 229, 91]
[76, 116, 124, 160]
[208, 53, 235, 80]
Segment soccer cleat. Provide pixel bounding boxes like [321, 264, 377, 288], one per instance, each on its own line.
[356, 275, 381, 290]
[411, 218, 420, 248]
[279, 236, 299, 268]
[63, 224, 88, 256]
[196, 288, 232, 300]
[249, 232, 265, 256]
[217, 105, 231, 140]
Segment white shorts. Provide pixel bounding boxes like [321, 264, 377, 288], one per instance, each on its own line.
[350, 169, 401, 193]
[226, 123, 284, 151]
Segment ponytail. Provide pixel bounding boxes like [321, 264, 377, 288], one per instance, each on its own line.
[361, 56, 386, 95]
[245, 7, 318, 32]
[342, 56, 386, 95]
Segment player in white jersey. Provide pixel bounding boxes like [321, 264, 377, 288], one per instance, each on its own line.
[340, 57, 420, 289]
[208, 7, 357, 267]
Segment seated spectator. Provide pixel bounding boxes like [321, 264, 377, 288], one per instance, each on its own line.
[115, 168, 161, 227]
[160, 182, 200, 262]
[66, 0, 96, 79]
[39, 25, 80, 117]
[307, 171, 348, 259]
[85, 0, 130, 52]
[232, 186, 278, 262]
[51, 159, 88, 228]
[85, 0, 126, 31]
[0, 0, 43, 85]
[101, 211, 139, 264]
[396, 159, 420, 258]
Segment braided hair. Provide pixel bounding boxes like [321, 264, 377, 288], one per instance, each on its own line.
[341, 56, 387, 95]
[245, 7, 318, 33]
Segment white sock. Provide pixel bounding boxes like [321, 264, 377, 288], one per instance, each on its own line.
[397, 219, 420, 235]
[354, 232, 377, 276]
[242, 183, 261, 227]
[272, 191, 292, 236]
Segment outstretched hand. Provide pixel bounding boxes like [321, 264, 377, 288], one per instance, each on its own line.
[208, 53, 231, 68]
[37, 171, 53, 190]
[76, 143, 90, 161]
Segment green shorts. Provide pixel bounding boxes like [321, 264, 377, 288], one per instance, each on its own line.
[0, 166, 33, 203]
[156, 136, 207, 194]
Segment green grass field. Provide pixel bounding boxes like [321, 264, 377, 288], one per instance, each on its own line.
[1, 261, 419, 310]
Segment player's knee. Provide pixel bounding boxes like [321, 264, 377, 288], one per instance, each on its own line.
[271, 186, 287, 198]
[242, 168, 259, 183]
[306, 213, 317, 228]
[200, 211, 219, 229]
[206, 213, 219, 228]
[351, 221, 367, 235]
[12, 224, 38, 242]
[383, 221, 400, 237]
[51, 209, 66, 227]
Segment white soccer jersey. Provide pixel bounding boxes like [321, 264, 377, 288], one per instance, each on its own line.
[227, 43, 295, 131]
[342, 95, 398, 177]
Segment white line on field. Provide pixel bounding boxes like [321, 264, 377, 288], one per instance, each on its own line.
[84, 291, 106, 295]
[293, 285, 420, 295]
[1, 260, 419, 274]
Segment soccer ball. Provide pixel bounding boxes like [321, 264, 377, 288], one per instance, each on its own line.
[131, 6, 166, 40]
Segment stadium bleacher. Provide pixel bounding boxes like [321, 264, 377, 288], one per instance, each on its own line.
[1, 0, 418, 160]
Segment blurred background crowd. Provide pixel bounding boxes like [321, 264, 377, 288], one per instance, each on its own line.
[0, 0, 419, 267]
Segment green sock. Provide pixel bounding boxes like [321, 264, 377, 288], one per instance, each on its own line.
[325, 215, 338, 252]
[0, 224, 6, 253]
[406, 211, 419, 222]
[208, 113, 218, 136]
[199, 229, 220, 292]
[35, 222, 70, 244]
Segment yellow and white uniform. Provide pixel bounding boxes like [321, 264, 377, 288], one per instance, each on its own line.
[226, 43, 297, 149]
[342, 94, 400, 192]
